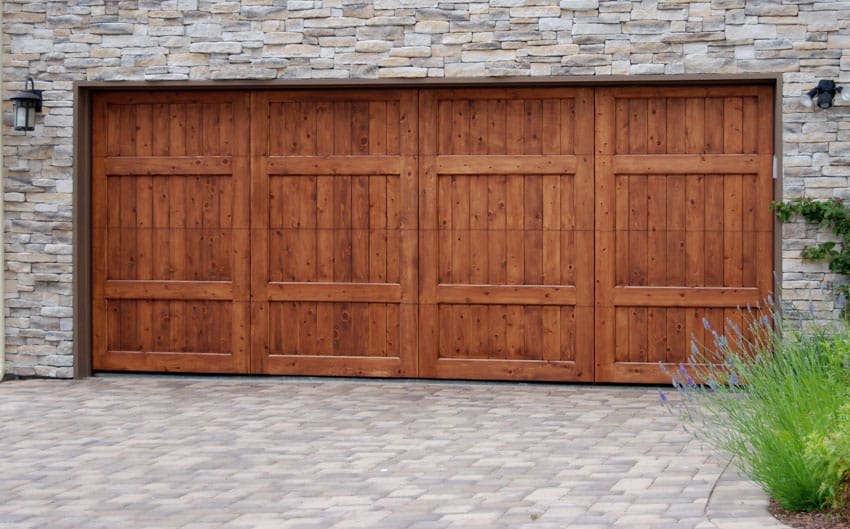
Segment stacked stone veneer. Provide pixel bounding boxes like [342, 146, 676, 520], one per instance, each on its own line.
[2, 0, 849, 377]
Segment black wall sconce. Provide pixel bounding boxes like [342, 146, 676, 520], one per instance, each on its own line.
[800, 79, 850, 110]
[10, 77, 43, 131]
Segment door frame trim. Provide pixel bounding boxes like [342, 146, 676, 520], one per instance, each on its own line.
[73, 75, 782, 378]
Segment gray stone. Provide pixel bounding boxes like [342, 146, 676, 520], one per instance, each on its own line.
[188, 42, 243, 54]
[561, 0, 598, 10]
[3, 0, 850, 379]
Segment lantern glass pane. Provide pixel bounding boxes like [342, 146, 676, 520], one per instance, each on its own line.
[14, 104, 29, 130]
[13, 99, 37, 131]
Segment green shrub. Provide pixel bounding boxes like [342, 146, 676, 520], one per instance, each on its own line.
[662, 305, 850, 511]
[804, 403, 850, 516]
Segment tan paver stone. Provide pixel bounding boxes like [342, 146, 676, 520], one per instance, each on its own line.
[0, 378, 791, 529]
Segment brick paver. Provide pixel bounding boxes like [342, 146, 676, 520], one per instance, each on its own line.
[0, 377, 787, 528]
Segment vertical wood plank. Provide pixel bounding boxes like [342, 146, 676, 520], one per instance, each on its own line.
[351, 175, 370, 282]
[469, 175, 488, 284]
[684, 98, 705, 154]
[648, 308, 667, 364]
[723, 173, 744, 287]
[666, 308, 685, 364]
[370, 175, 388, 283]
[704, 174, 724, 286]
[524, 174, 543, 285]
[506, 305, 524, 360]
[524, 306, 543, 361]
[647, 174, 667, 286]
[351, 101, 370, 155]
[451, 175, 471, 283]
[369, 304, 388, 357]
[487, 175, 507, 285]
[487, 305, 506, 360]
[334, 175, 352, 282]
[630, 307, 648, 363]
[666, 98, 685, 154]
[667, 174, 686, 285]
[704, 98, 724, 154]
[629, 175, 648, 286]
[542, 173, 561, 285]
[685, 174, 705, 287]
[369, 100, 388, 156]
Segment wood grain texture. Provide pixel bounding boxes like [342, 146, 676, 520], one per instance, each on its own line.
[252, 89, 418, 376]
[92, 91, 250, 374]
[93, 85, 773, 384]
[594, 85, 774, 383]
[419, 87, 595, 381]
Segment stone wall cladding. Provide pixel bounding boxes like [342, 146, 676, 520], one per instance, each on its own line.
[2, 0, 849, 377]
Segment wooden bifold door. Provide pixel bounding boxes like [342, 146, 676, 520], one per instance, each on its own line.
[92, 85, 774, 383]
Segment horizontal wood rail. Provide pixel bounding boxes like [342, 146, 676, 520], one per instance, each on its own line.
[104, 280, 233, 300]
[265, 156, 402, 175]
[436, 155, 577, 174]
[104, 156, 235, 176]
[436, 284, 578, 305]
[611, 154, 760, 174]
[612, 286, 762, 307]
[265, 282, 402, 303]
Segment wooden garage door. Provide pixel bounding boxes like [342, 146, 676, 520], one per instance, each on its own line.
[92, 92, 251, 373]
[250, 90, 418, 376]
[594, 86, 775, 383]
[92, 85, 774, 383]
[418, 88, 595, 381]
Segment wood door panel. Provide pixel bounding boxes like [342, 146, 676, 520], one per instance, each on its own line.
[595, 85, 774, 383]
[266, 302, 400, 358]
[93, 85, 773, 383]
[92, 91, 251, 374]
[252, 90, 418, 376]
[420, 87, 595, 381]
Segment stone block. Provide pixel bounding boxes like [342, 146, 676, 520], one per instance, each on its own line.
[561, 0, 598, 10]
[572, 22, 621, 35]
[189, 42, 242, 54]
[510, 6, 562, 18]
[264, 32, 304, 44]
[378, 66, 428, 77]
[415, 21, 450, 33]
[539, 17, 572, 31]
[461, 49, 515, 62]
[356, 40, 394, 53]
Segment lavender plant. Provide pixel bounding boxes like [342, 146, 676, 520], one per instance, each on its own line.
[661, 300, 850, 512]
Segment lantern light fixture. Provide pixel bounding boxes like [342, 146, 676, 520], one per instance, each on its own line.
[10, 77, 43, 131]
[799, 79, 850, 110]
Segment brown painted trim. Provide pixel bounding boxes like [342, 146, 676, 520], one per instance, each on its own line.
[73, 85, 93, 378]
[73, 73, 779, 91]
[773, 77, 784, 298]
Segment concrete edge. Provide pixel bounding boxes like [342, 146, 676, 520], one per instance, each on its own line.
[705, 459, 793, 529]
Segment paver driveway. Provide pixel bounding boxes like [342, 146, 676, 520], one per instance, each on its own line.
[0, 377, 785, 529]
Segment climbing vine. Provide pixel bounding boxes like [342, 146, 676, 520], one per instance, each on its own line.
[771, 197, 850, 319]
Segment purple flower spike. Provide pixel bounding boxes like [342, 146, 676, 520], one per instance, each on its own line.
[702, 317, 711, 330]
[686, 375, 696, 387]
[679, 363, 687, 376]
[729, 374, 739, 385]
[659, 389, 668, 402]
[761, 315, 770, 326]
[767, 295, 774, 306]
[690, 342, 700, 356]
